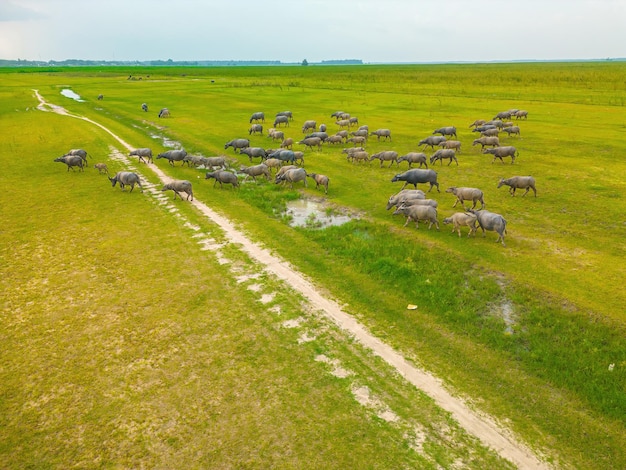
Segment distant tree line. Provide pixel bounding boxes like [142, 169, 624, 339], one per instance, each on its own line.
[0, 58, 363, 68]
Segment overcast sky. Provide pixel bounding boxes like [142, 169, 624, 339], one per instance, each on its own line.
[1, 0, 625, 63]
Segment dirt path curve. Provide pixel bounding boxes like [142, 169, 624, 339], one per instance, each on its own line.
[35, 90, 549, 469]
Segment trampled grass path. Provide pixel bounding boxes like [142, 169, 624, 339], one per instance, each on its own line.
[33, 89, 550, 470]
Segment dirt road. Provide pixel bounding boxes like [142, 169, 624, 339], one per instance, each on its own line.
[35, 90, 550, 469]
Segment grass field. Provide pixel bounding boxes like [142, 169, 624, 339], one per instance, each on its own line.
[1, 63, 625, 469]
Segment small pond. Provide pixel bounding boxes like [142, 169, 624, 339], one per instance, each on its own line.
[60, 89, 85, 102]
[284, 199, 355, 229]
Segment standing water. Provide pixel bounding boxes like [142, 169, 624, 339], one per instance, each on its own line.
[284, 199, 354, 228]
[60, 89, 85, 102]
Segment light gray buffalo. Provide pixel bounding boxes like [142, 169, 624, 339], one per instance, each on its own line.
[468, 209, 507, 246]
[433, 126, 457, 138]
[418, 135, 446, 150]
[430, 149, 458, 166]
[273, 115, 290, 127]
[370, 129, 392, 141]
[443, 212, 478, 238]
[445, 187, 485, 210]
[157, 149, 187, 166]
[307, 172, 329, 194]
[161, 180, 194, 201]
[369, 150, 398, 167]
[302, 120, 317, 133]
[248, 124, 263, 135]
[129, 148, 153, 164]
[275, 168, 307, 189]
[483, 146, 518, 164]
[497, 176, 537, 197]
[224, 139, 250, 153]
[205, 170, 239, 189]
[54, 155, 84, 172]
[397, 152, 428, 168]
[393, 203, 439, 230]
[240, 164, 271, 182]
[64, 148, 89, 166]
[109, 171, 143, 192]
[239, 147, 267, 162]
[250, 112, 265, 123]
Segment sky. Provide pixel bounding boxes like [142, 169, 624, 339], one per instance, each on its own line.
[1, 0, 625, 63]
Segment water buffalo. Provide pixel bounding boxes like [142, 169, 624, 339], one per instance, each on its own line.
[497, 176, 537, 197]
[64, 149, 89, 166]
[275, 167, 307, 189]
[161, 180, 194, 201]
[239, 147, 268, 162]
[205, 170, 239, 189]
[250, 112, 265, 123]
[274, 115, 290, 127]
[391, 169, 440, 192]
[397, 152, 428, 168]
[370, 129, 392, 141]
[54, 155, 84, 172]
[307, 172, 329, 194]
[129, 148, 153, 164]
[468, 209, 508, 246]
[156, 149, 188, 166]
[224, 139, 250, 153]
[418, 135, 446, 150]
[109, 171, 143, 192]
[433, 126, 457, 138]
[483, 146, 518, 164]
[302, 120, 317, 133]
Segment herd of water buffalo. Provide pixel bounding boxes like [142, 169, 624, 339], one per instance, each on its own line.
[54, 107, 534, 247]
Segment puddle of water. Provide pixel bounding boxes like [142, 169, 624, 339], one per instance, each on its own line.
[60, 89, 85, 102]
[150, 133, 181, 148]
[284, 199, 354, 229]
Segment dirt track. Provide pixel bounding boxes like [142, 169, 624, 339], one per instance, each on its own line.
[35, 90, 550, 469]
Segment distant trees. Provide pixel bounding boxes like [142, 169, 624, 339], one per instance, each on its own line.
[302, 59, 309, 66]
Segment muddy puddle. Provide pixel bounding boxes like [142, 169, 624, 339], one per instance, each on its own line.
[284, 199, 355, 229]
[60, 89, 85, 102]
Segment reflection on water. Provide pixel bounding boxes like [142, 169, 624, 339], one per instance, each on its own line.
[285, 199, 354, 228]
[60, 89, 85, 102]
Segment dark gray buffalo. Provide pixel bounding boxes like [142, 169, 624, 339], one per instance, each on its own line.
[391, 169, 440, 192]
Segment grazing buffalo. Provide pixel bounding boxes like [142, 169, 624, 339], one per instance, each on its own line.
[109, 171, 143, 192]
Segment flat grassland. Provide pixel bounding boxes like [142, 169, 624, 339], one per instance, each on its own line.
[1, 63, 624, 469]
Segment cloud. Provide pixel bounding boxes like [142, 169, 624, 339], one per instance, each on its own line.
[0, 1, 46, 22]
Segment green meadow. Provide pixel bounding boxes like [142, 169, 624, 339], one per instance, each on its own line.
[1, 63, 625, 469]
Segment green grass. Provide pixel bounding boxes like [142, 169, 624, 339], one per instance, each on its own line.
[1, 63, 625, 469]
